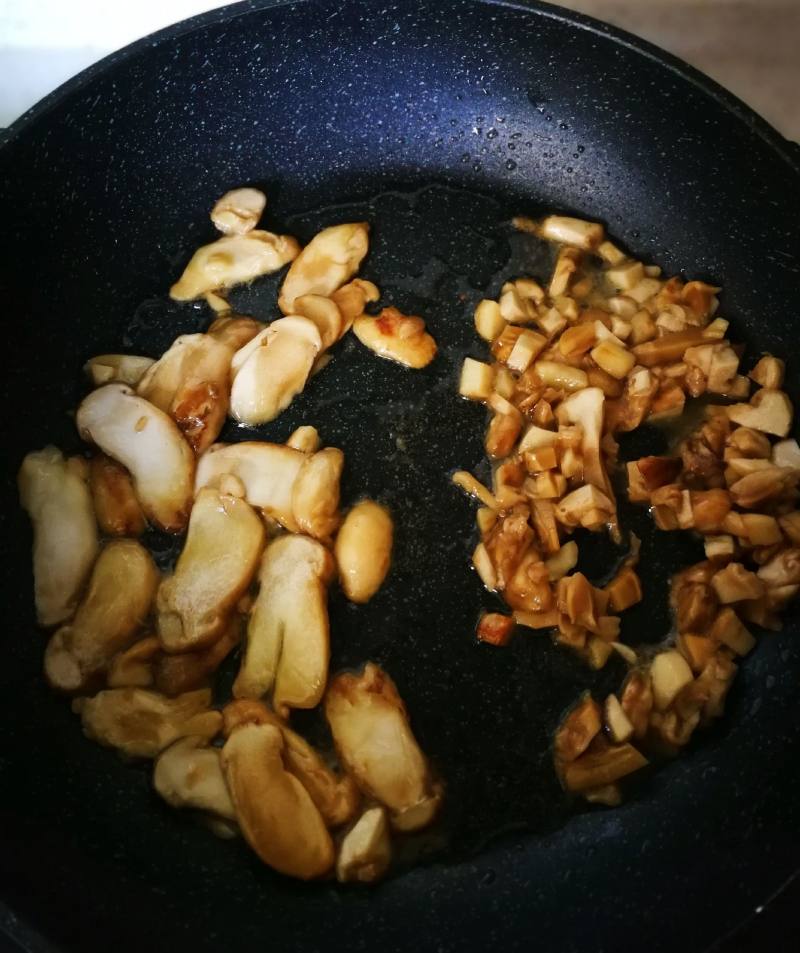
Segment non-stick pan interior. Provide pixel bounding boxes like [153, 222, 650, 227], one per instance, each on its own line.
[1, 2, 799, 952]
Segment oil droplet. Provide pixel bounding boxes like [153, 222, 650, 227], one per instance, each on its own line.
[505, 159, 517, 171]
[577, 145, 585, 153]
[566, 166, 573, 173]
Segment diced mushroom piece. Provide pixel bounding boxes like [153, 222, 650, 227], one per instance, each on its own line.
[18, 447, 99, 627]
[221, 722, 334, 879]
[107, 636, 160, 689]
[76, 384, 195, 532]
[555, 484, 615, 532]
[729, 467, 798, 509]
[331, 279, 381, 337]
[88, 454, 146, 536]
[207, 315, 264, 351]
[278, 223, 369, 314]
[154, 617, 241, 695]
[458, 358, 495, 401]
[335, 500, 393, 603]
[292, 294, 344, 350]
[507, 330, 547, 373]
[749, 355, 785, 390]
[632, 329, 705, 366]
[711, 562, 766, 603]
[195, 441, 307, 531]
[325, 663, 441, 831]
[709, 608, 756, 656]
[234, 535, 334, 710]
[157, 487, 265, 654]
[77, 687, 221, 758]
[353, 307, 437, 369]
[476, 612, 515, 645]
[154, 736, 237, 822]
[538, 215, 604, 250]
[210, 187, 266, 235]
[292, 447, 344, 542]
[620, 671, 653, 739]
[726, 389, 793, 437]
[230, 316, 322, 425]
[545, 541, 579, 581]
[605, 567, 642, 612]
[554, 695, 602, 762]
[137, 333, 235, 454]
[604, 694, 634, 743]
[44, 541, 158, 692]
[84, 354, 155, 388]
[283, 426, 319, 454]
[170, 230, 300, 301]
[758, 548, 800, 587]
[222, 700, 359, 827]
[773, 439, 800, 469]
[534, 360, 588, 391]
[474, 299, 507, 342]
[678, 633, 718, 674]
[557, 387, 612, 496]
[650, 650, 694, 710]
[336, 806, 392, 884]
[562, 742, 648, 792]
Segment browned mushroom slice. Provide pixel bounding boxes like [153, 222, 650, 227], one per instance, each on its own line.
[44, 541, 159, 693]
[170, 230, 300, 301]
[107, 636, 160, 689]
[233, 535, 334, 711]
[154, 616, 241, 696]
[221, 722, 334, 879]
[76, 384, 195, 532]
[157, 488, 265, 654]
[154, 736, 237, 822]
[278, 222, 370, 314]
[18, 447, 99, 627]
[84, 354, 155, 388]
[353, 307, 437, 369]
[291, 447, 344, 541]
[210, 188, 266, 235]
[324, 663, 441, 831]
[334, 500, 394, 603]
[76, 687, 221, 758]
[331, 279, 380, 337]
[207, 315, 264, 351]
[222, 699, 359, 827]
[336, 806, 392, 883]
[293, 294, 344, 350]
[88, 454, 147, 536]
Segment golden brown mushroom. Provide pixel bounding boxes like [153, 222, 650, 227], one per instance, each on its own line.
[153, 736, 237, 822]
[334, 500, 394, 603]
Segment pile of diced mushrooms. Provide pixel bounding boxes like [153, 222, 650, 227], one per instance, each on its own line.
[18, 188, 442, 883]
[456, 213, 799, 806]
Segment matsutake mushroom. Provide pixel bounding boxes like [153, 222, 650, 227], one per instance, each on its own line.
[157, 487, 265, 654]
[291, 447, 344, 542]
[278, 222, 370, 314]
[44, 540, 159, 693]
[84, 354, 155, 388]
[233, 536, 334, 711]
[353, 307, 437, 369]
[206, 315, 264, 351]
[335, 500, 394, 603]
[76, 687, 221, 758]
[325, 663, 442, 832]
[88, 454, 147, 537]
[18, 447, 99, 627]
[76, 384, 195, 532]
[223, 699, 359, 827]
[336, 806, 392, 884]
[210, 187, 266, 235]
[154, 617, 242, 696]
[170, 230, 300, 301]
[154, 736, 237, 823]
[221, 722, 334, 879]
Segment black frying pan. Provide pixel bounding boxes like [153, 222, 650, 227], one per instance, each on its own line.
[1, 2, 799, 951]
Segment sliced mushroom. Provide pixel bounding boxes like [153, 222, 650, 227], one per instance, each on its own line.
[195, 441, 307, 531]
[222, 699, 359, 827]
[170, 230, 300, 301]
[286, 425, 321, 454]
[229, 317, 322, 425]
[234, 536, 333, 710]
[726, 389, 793, 437]
[210, 187, 266, 235]
[353, 307, 437, 369]
[335, 500, 394, 603]
[84, 354, 155, 388]
[88, 454, 146, 536]
[336, 807, 392, 884]
[77, 687, 221, 758]
[154, 616, 242, 695]
[293, 294, 344, 350]
[157, 487, 265, 654]
[221, 722, 334, 879]
[76, 384, 195, 532]
[18, 447, 99, 627]
[325, 663, 441, 831]
[44, 540, 159, 692]
[291, 447, 343, 541]
[331, 278, 381, 337]
[137, 333, 235, 454]
[154, 736, 237, 822]
[557, 387, 613, 498]
[107, 636, 160, 688]
[278, 223, 369, 314]
[207, 315, 264, 351]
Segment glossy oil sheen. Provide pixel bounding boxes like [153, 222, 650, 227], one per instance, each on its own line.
[1, 2, 799, 952]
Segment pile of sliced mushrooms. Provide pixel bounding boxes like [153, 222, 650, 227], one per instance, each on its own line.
[18, 188, 442, 883]
[456, 213, 799, 806]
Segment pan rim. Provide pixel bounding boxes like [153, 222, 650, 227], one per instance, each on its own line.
[0, 0, 798, 174]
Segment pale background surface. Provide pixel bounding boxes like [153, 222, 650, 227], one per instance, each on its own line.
[1, 0, 798, 138]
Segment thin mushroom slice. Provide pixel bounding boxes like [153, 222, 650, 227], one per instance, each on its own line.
[210, 187, 266, 235]
[229, 316, 322, 425]
[154, 616, 241, 696]
[223, 700, 360, 827]
[278, 222, 370, 315]
[76, 687, 221, 758]
[331, 279, 381, 338]
[76, 384, 195, 532]
[137, 333, 235, 454]
[84, 354, 155, 388]
[195, 441, 307, 531]
[291, 447, 344, 542]
[324, 663, 442, 831]
[234, 535, 334, 711]
[335, 500, 394, 603]
[107, 636, 160, 689]
[44, 540, 159, 693]
[286, 425, 321, 454]
[89, 454, 146, 537]
[336, 806, 392, 884]
[154, 736, 237, 822]
[157, 487, 265, 654]
[207, 314, 264, 351]
[353, 307, 437, 368]
[170, 230, 300, 301]
[293, 294, 344, 350]
[18, 447, 99, 627]
[222, 723, 334, 879]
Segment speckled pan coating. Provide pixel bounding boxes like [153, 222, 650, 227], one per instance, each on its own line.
[1, 2, 799, 952]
